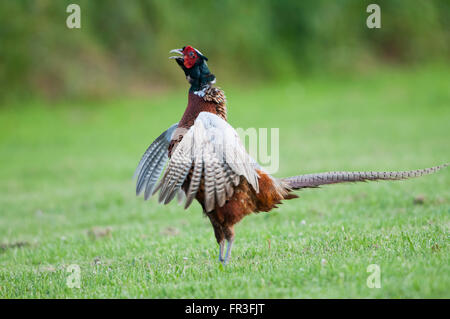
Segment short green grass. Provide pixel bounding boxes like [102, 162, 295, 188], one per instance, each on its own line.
[0, 66, 449, 298]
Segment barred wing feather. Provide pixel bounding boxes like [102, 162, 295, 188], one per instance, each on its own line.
[134, 123, 178, 199]
[157, 112, 260, 212]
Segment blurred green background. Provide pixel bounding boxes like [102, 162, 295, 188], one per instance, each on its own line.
[1, 0, 449, 101]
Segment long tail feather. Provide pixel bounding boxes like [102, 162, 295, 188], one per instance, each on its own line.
[281, 164, 448, 190]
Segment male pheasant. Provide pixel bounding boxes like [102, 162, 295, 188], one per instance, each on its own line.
[134, 45, 447, 265]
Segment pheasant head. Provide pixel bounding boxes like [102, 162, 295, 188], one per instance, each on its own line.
[170, 45, 216, 92]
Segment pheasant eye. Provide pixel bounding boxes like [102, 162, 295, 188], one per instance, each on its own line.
[189, 52, 195, 57]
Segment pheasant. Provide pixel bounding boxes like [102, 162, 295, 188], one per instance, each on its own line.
[134, 45, 447, 265]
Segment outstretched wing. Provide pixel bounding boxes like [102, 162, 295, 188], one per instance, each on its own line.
[134, 123, 178, 199]
[156, 112, 260, 212]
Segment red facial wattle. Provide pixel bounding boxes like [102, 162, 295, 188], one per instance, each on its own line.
[182, 46, 198, 69]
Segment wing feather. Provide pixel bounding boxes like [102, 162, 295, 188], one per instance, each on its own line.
[185, 149, 204, 209]
[136, 140, 166, 194]
[135, 123, 178, 198]
[203, 144, 216, 212]
[153, 112, 260, 212]
[214, 160, 227, 207]
[144, 150, 168, 200]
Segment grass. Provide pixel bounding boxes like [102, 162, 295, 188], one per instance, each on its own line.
[0, 65, 449, 298]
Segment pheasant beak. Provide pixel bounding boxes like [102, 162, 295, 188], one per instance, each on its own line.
[169, 48, 184, 60]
